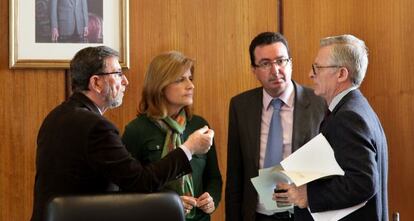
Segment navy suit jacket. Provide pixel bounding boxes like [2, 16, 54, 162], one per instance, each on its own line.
[294, 89, 388, 221]
[31, 92, 191, 221]
[225, 81, 325, 221]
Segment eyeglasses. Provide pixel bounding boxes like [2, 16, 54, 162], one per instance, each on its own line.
[311, 64, 342, 75]
[95, 71, 124, 78]
[255, 58, 291, 70]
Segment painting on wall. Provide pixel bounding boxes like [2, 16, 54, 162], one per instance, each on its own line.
[9, 0, 129, 69]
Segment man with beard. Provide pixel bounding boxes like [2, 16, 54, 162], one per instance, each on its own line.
[225, 32, 325, 221]
[31, 46, 214, 221]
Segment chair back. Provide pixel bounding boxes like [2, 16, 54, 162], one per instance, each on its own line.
[46, 192, 185, 221]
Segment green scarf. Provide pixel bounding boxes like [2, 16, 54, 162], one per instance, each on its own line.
[158, 109, 195, 218]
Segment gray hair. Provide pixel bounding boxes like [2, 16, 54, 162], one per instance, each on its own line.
[320, 34, 368, 87]
[70, 46, 119, 92]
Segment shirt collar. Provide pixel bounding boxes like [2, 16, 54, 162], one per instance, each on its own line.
[263, 81, 294, 110]
[96, 104, 103, 115]
[328, 86, 357, 111]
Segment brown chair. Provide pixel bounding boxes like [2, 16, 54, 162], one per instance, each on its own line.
[45, 192, 185, 221]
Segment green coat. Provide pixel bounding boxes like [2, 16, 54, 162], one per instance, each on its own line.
[122, 114, 222, 221]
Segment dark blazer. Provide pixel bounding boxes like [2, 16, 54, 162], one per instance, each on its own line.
[225, 81, 325, 221]
[122, 114, 223, 221]
[294, 89, 388, 221]
[31, 92, 192, 221]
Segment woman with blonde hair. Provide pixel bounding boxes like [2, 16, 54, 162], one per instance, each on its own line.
[122, 51, 222, 221]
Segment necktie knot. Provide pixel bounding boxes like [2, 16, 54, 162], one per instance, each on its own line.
[271, 98, 283, 111]
[325, 108, 331, 116]
[323, 108, 331, 121]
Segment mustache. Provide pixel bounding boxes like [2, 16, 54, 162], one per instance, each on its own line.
[269, 76, 284, 82]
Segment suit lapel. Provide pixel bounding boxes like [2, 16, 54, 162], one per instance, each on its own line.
[247, 88, 263, 169]
[331, 89, 360, 115]
[291, 82, 312, 151]
[321, 89, 361, 134]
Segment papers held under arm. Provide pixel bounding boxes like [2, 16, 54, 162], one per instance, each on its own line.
[250, 134, 367, 221]
[279, 133, 344, 186]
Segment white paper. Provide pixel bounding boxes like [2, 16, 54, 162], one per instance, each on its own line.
[250, 134, 364, 220]
[250, 134, 344, 211]
[280, 133, 344, 186]
[251, 134, 344, 211]
[251, 166, 293, 211]
[309, 201, 367, 221]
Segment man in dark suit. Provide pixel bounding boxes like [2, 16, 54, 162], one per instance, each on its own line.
[276, 34, 388, 221]
[50, 0, 89, 42]
[225, 32, 325, 221]
[31, 46, 214, 221]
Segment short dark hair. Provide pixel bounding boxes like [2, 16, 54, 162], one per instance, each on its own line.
[249, 32, 291, 67]
[70, 46, 119, 92]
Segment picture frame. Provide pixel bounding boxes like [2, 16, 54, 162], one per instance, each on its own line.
[9, 0, 130, 69]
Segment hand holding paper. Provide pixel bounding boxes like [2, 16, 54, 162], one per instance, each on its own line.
[251, 133, 344, 211]
[274, 182, 308, 208]
[251, 166, 293, 211]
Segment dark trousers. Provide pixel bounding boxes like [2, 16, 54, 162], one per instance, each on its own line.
[256, 212, 294, 221]
[58, 30, 86, 43]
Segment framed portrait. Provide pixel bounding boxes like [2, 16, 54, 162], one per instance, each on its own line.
[9, 0, 129, 69]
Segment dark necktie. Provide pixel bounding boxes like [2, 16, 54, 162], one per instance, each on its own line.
[319, 108, 331, 132]
[264, 99, 283, 168]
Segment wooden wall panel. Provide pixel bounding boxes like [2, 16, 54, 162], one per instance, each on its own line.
[1, 3, 67, 221]
[283, 0, 414, 219]
[0, 70, 66, 221]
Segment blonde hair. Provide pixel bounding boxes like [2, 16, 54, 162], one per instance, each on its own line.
[139, 51, 194, 119]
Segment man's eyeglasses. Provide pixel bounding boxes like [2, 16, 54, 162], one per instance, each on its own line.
[311, 64, 342, 75]
[255, 58, 291, 70]
[95, 71, 124, 78]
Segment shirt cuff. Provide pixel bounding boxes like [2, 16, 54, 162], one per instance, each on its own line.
[179, 144, 192, 161]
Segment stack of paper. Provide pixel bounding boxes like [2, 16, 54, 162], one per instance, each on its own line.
[250, 133, 366, 221]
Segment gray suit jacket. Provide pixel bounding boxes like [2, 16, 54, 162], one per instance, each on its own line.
[295, 89, 388, 221]
[225, 81, 325, 221]
[50, 0, 88, 36]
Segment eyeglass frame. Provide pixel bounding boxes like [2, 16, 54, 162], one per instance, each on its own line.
[94, 71, 124, 78]
[311, 64, 343, 76]
[253, 58, 292, 70]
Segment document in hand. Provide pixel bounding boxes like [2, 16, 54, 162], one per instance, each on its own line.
[251, 166, 294, 211]
[250, 133, 344, 210]
[279, 133, 344, 186]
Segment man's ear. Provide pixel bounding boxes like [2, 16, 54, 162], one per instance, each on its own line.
[89, 75, 104, 93]
[337, 67, 349, 83]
